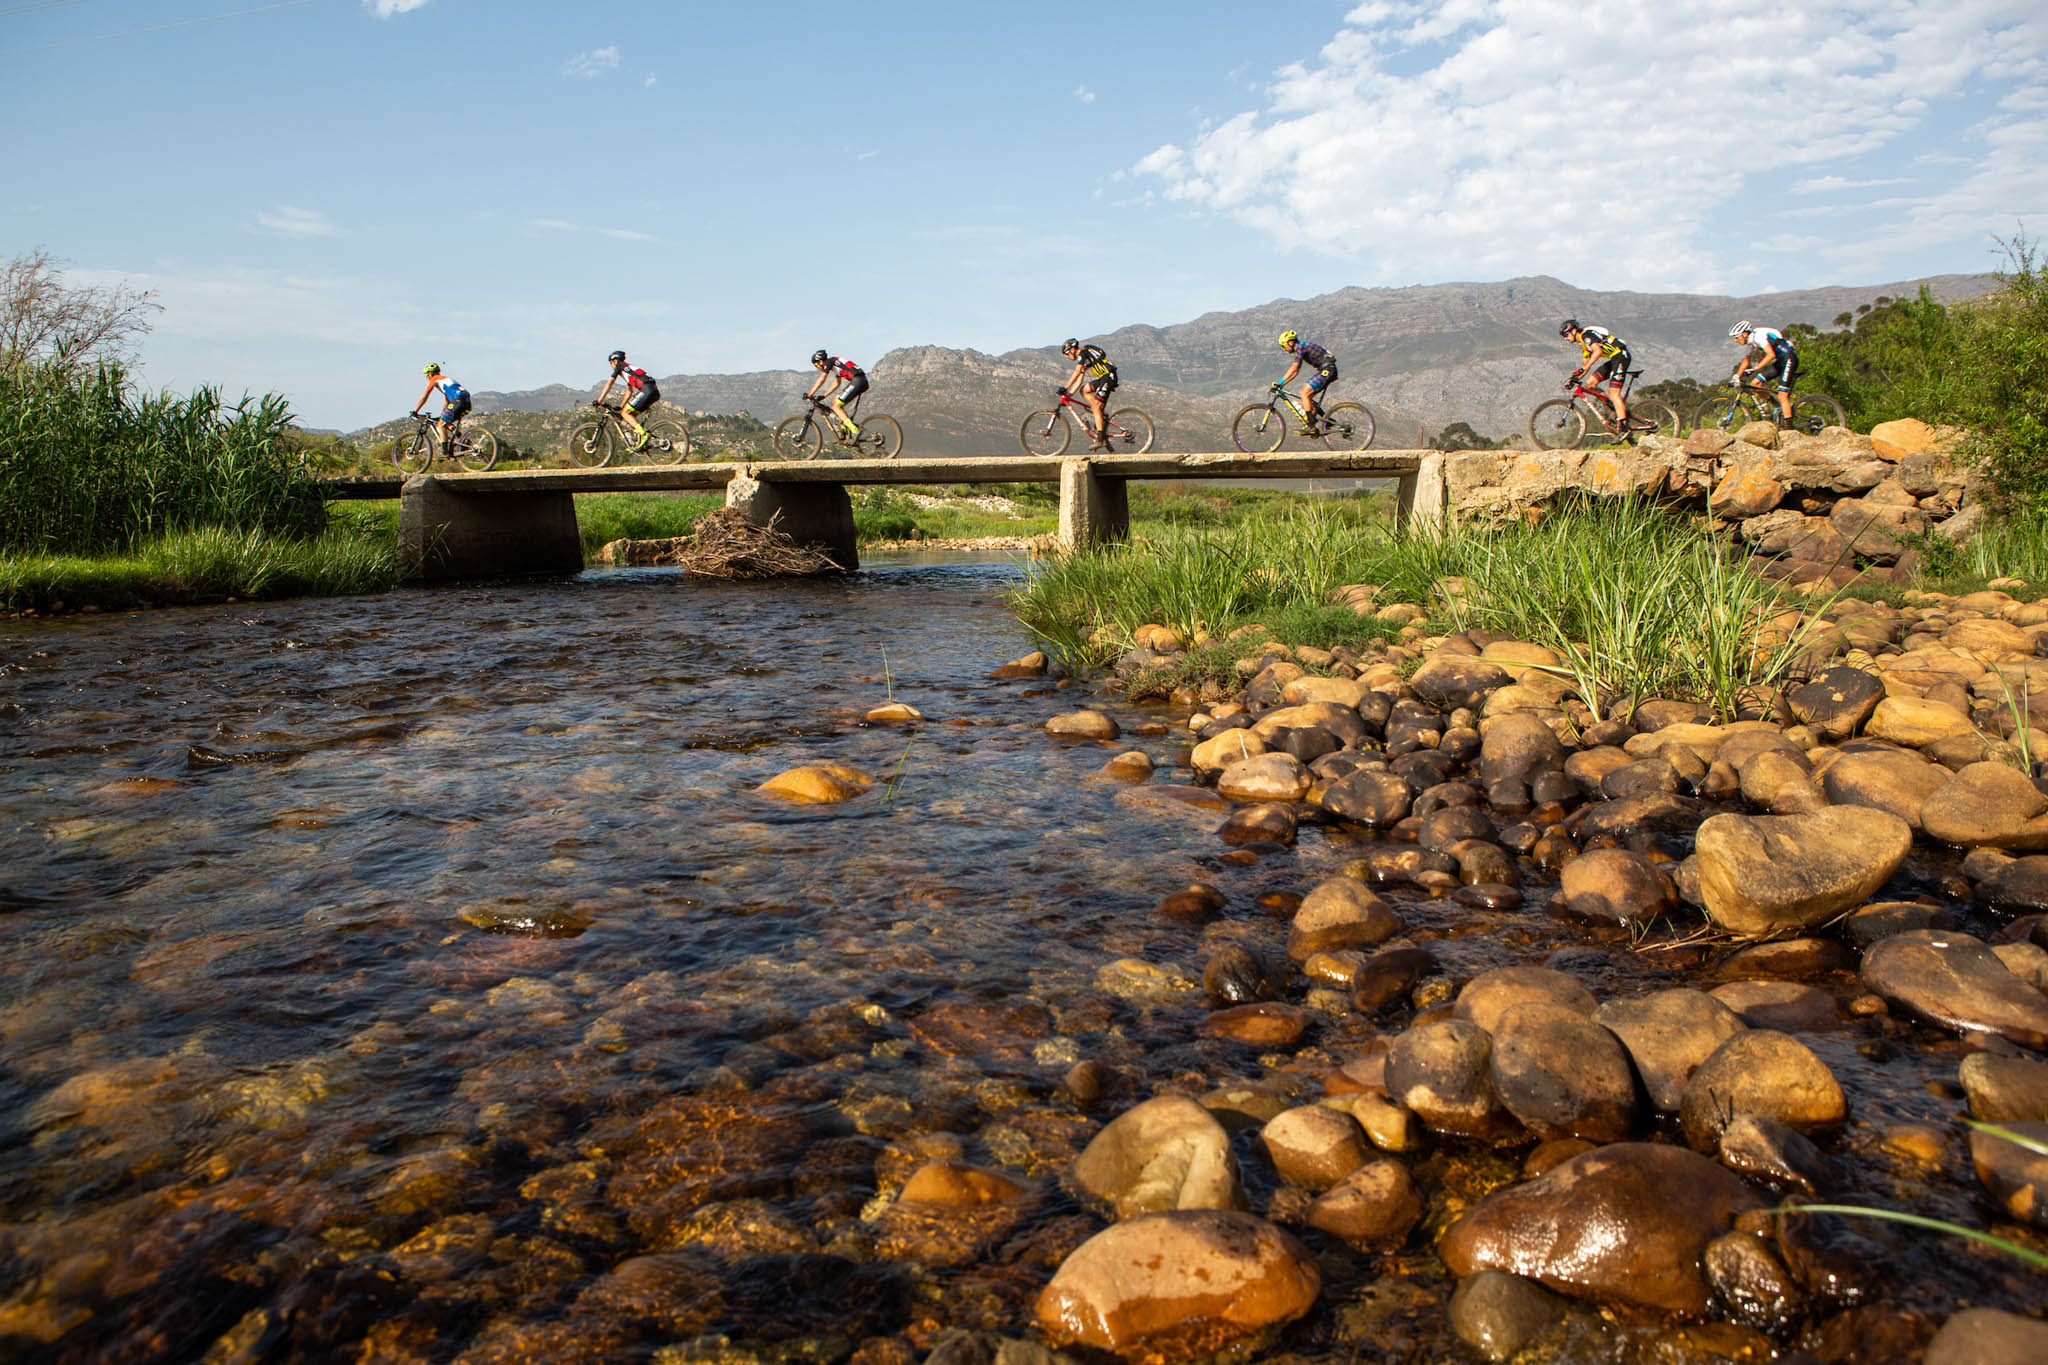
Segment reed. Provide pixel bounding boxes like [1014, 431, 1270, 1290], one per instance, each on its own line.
[0, 519, 395, 613]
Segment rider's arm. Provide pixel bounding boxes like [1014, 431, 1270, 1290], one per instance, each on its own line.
[1062, 364, 1085, 390]
[595, 376, 617, 404]
[413, 382, 435, 415]
[1281, 359, 1302, 385]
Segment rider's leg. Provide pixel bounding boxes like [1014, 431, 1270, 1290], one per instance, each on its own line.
[1086, 392, 1108, 445]
[1298, 384, 1321, 433]
[1606, 378, 1629, 424]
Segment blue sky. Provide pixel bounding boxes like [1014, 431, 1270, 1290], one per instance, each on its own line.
[3, 0, 2043, 430]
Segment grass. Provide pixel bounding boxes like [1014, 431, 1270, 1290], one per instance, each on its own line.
[574, 493, 723, 556]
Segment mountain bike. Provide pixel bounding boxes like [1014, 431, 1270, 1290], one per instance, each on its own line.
[566, 401, 690, 469]
[1692, 373, 1847, 437]
[391, 412, 497, 474]
[1018, 389, 1155, 455]
[1527, 370, 1679, 450]
[1230, 386, 1375, 452]
[773, 396, 902, 460]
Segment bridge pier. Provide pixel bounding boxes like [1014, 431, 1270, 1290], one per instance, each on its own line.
[726, 470, 859, 569]
[1057, 458, 1130, 549]
[1397, 453, 1447, 531]
[398, 476, 583, 584]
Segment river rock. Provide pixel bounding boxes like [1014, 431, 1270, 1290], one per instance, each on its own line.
[1488, 1002, 1637, 1142]
[1478, 713, 1566, 787]
[1286, 878, 1398, 962]
[1968, 1120, 2048, 1228]
[1454, 966, 1596, 1034]
[1841, 899, 1954, 948]
[1564, 746, 1634, 795]
[1191, 728, 1268, 774]
[1959, 1052, 2048, 1122]
[1595, 989, 1748, 1113]
[1215, 752, 1311, 804]
[1099, 750, 1154, 782]
[1860, 929, 2048, 1049]
[1978, 856, 2048, 912]
[1384, 1019, 1512, 1139]
[1602, 758, 1682, 800]
[755, 763, 875, 803]
[1679, 1030, 1847, 1150]
[1708, 980, 1838, 1032]
[1925, 1307, 2048, 1365]
[1693, 807, 1912, 936]
[1865, 696, 1978, 748]
[1819, 747, 1951, 829]
[1318, 767, 1412, 826]
[1350, 946, 1437, 1014]
[1920, 761, 2048, 849]
[1411, 656, 1513, 712]
[1034, 1210, 1320, 1359]
[1438, 1143, 1762, 1315]
[1737, 748, 1825, 814]
[1786, 666, 1885, 740]
[1717, 1112, 1828, 1195]
[1703, 1231, 1806, 1333]
[1045, 710, 1120, 740]
[1306, 1160, 1421, 1249]
[1071, 1095, 1247, 1217]
[992, 650, 1048, 678]
[1417, 804, 1494, 850]
[1217, 803, 1297, 846]
[1198, 1002, 1310, 1049]
[1448, 1271, 1569, 1363]
[1161, 883, 1226, 926]
[1260, 1105, 1370, 1190]
[1557, 848, 1678, 924]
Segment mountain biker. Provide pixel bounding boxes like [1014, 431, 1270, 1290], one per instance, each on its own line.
[1276, 330, 1337, 435]
[410, 363, 471, 452]
[1559, 319, 1632, 428]
[1059, 338, 1118, 450]
[805, 350, 867, 441]
[1729, 321, 1799, 425]
[594, 349, 660, 450]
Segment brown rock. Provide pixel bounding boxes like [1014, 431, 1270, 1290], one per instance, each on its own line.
[1595, 989, 1748, 1113]
[1286, 878, 1398, 962]
[1968, 1120, 2048, 1229]
[1693, 807, 1912, 936]
[1711, 461, 1786, 519]
[1488, 1002, 1638, 1141]
[1260, 1105, 1371, 1190]
[1218, 803, 1297, 846]
[1820, 747, 1951, 830]
[1708, 980, 1838, 1032]
[1960, 1051, 2048, 1122]
[1072, 1096, 1247, 1218]
[755, 763, 876, 803]
[1557, 848, 1678, 923]
[1384, 1019, 1513, 1139]
[1191, 728, 1268, 774]
[1860, 929, 2048, 1050]
[1785, 666, 1884, 740]
[1216, 752, 1312, 804]
[1678, 1030, 1848, 1150]
[1197, 1002, 1311, 1049]
[1306, 1160, 1421, 1249]
[1921, 761, 2048, 849]
[1454, 966, 1596, 1034]
[1866, 696, 1979, 749]
[1046, 710, 1120, 740]
[1924, 1307, 2048, 1365]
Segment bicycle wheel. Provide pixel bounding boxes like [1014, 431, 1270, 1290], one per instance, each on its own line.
[1790, 394, 1846, 436]
[856, 414, 902, 458]
[639, 418, 690, 465]
[1320, 402, 1375, 451]
[567, 420, 613, 469]
[774, 414, 827, 460]
[1231, 404, 1285, 454]
[1528, 399, 1587, 450]
[1692, 396, 1744, 434]
[1629, 399, 1680, 441]
[1104, 408, 1155, 455]
[392, 429, 434, 475]
[1019, 409, 1072, 456]
[455, 428, 498, 472]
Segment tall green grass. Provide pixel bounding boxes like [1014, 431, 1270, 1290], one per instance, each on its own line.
[0, 360, 322, 554]
[0, 518, 395, 613]
[574, 492, 722, 556]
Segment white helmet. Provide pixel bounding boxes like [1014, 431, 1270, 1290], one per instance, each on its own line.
[1729, 320, 1754, 338]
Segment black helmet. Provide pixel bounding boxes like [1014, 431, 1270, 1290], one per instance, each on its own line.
[1062, 337, 1079, 352]
[811, 349, 829, 365]
[1558, 319, 1579, 338]
[607, 349, 626, 364]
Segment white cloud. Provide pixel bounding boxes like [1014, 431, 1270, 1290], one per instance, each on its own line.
[363, 0, 430, 16]
[644, 73, 657, 87]
[1136, 1, 2048, 290]
[1074, 85, 1095, 103]
[1790, 175, 1913, 194]
[563, 45, 620, 78]
[254, 206, 338, 238]
[529, 218, 658, 243]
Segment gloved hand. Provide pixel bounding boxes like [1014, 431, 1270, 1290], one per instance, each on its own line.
[1269, 381, 1283, 394]
[1056, 387, 1068, 399]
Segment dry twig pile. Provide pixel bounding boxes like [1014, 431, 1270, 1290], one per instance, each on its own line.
[625, 507, 842, 578]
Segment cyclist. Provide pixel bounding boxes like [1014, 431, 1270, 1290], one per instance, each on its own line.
[804, 349, 868, 442]
[594, 349, 661, 450]
[1059, 338, 1118, 450]
[1559, 319, 1632, 428]
[1729, 321, 1799, 425]
[1276, 330, 1337, 435]
[410, 363, 471, 452]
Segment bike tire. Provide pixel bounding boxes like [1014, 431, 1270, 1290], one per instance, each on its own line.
[392, 429, 434, 475]
[1019, 409, 1072, 456]
[567, 419, 613, 469]
[455, 429, 498, 472]
[1528, 399, 1587, 451]
[857, 414, 903, 459]
[639, 418, 690, 465]
[1692, 396, 1745, 434]
[1105, 408, 1155, 454]
[1630, 399, 1680, 441]
[1231, 404, 1285, 454]
[1790, 394, 1846, 436]
[774, 414, 827, 461]
[1321, 401, 1375, 451]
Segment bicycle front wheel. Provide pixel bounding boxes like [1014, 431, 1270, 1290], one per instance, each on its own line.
[856, 414, 903, 458]
[1692, 396, 1744, 434]
[1321, 402, 1375, 451]
[1104, 408, 1155, 455]
[640, 418, 690, 465]
[774, 415, 827, 460]
[1019, 409, 1072, 456]
[455, 429, 498, 472]
[1231, 404, 1285, 454]
[1790, 394, 1846, 436]
[392, 429, 434, 475]
[567, 420, 613, 468]
[1529, 399, 1586, 450]
[1630, 399, 1680, 441]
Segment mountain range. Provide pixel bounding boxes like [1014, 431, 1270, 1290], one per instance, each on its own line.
[399, 273, 2001, 455]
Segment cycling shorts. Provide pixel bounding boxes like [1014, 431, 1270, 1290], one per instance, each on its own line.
[1306, 364, 1337, 393]
[440, 395, 473, 423]
[626, 385, 659, 415]
[1086, 373, 1118, 400]
[1588, 348, 1631, 383]
[837, 373, 870, 405]
[1760, 350, 1799, 392]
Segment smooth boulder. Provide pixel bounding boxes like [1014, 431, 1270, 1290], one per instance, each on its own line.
[1071, 1095, 1247, 1218]
[1861, 930, 2048, 1051]
[1693, 807, 1911, 936]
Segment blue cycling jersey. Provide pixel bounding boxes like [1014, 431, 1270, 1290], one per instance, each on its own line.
[436, 377, 468, 402]
[1296, 341, 1333, 370]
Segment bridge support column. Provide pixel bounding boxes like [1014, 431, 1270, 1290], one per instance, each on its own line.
[1057, 458, 1130, 551]
[1397, 453, 1446, 532]
[727, 471, 858, 569]
[398, 476, 583, 584]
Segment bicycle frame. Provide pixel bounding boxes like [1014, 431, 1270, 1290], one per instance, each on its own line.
[1049, 390, 1139, 441]
[1563, 380, 1632, 436]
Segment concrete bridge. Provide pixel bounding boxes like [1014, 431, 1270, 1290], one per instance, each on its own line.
[347, 451, 1446, 584]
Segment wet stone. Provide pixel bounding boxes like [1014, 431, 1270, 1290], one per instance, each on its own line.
[1478, 713, 1567, 787]
[1261, 1105, 1371, 1190]
[1350, 946, 1438, 1015]
[1557, 847, 1678, 924]
[1454, 882, 1523, 911]
[1679, 1029, 1847, 1151]
[1713, 937, 1857, 980]
[1157, 883, 1225, 924]
[1977, 855, 2048, 913]
[1447, 838, 1519, 887]
[1201, 944, 1271, 1005]
[1529, 769, 1577, 807]
[1306, 1160, 1422, 1250]
[1717, 1113, 1828, 1195]
[1045, 710, 1119, 740]
[1924, 1307, 2048, 1365]
[1709, 980, 1839, 1032]
[1959, 1050, 2048, 1121]
[1384, 1019, 1513, 1140]
[1319, 768, 1413, 826]
[1286, 878, 1398, 962]
[1217, 803, 1298, 846]
[1840, 900, 1954, 950]
[1455, 965, 1596, 1035]
[1197, 1002, 1311, 1049]
[1968, 1119, 2048, 1228]
[1693, 806, 1913, 937]
[1860, 929, 2048, 1050]
[1418, 804, 1494, 850]
[1703, 1232, 1806, 1334]
[1448, 1271, 1568, 1364]
[1071, 1095, 1246, 1218]
[1603, 758, 1682, 801]
[1786, 665, 1885, 740]
[1488, 1001, 1638, 1142]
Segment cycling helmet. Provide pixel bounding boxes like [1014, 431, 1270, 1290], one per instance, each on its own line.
[1061, 337, 1079, 352]
[1278, 330, 1298, 348]
[607, 349, 626, 364]
[1729, 321, 1753, 338]
[811, 349, 829, 365]
[423, 363, 441, 375]
[1558, 319, 1579, 338]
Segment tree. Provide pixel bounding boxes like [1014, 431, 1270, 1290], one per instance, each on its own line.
[1, 247, 160, 371]
[1431, 420, 1498, 450]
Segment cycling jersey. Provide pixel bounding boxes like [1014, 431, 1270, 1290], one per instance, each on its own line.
[1073, 345, 1114, 380]
[435, 376, 468, 402]
[1578, 326, 1627, 362]
[826, 357, 864, 383]
[1294, 341, 1333, 371]
[613, 365, 655, 392]
[1747, 327, 1794, 360]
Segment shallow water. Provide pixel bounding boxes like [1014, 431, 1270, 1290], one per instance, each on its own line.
[0, 559, 2039, 1363]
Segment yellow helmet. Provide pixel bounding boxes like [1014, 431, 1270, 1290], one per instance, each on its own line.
[423, 363, 441, 375]
[1278, 330, 1298, 349]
